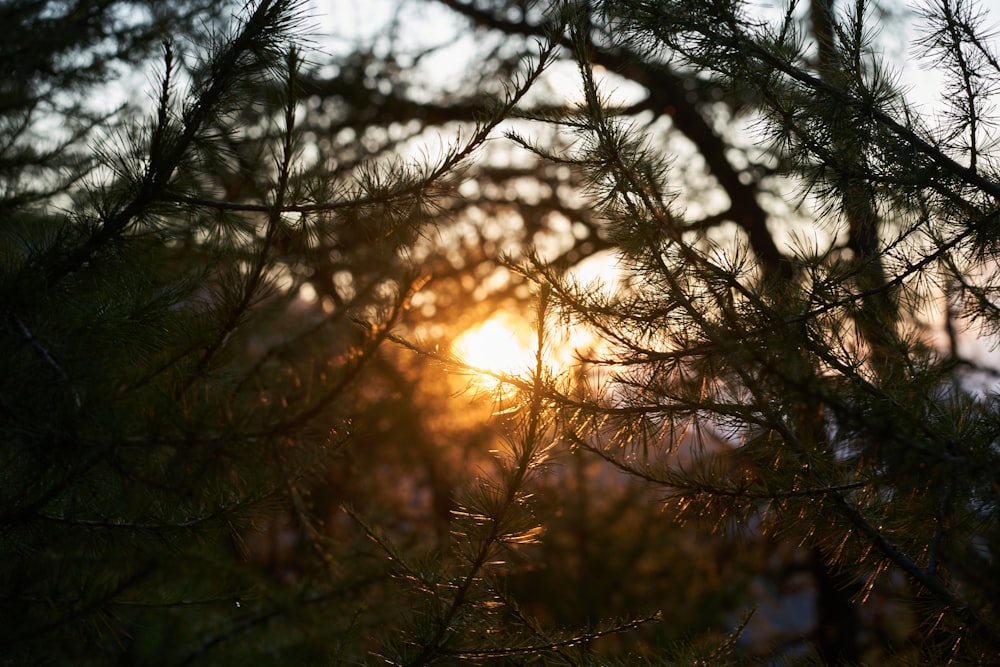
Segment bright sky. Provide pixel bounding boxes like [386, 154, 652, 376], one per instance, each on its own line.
[306, 0, 1000, 117]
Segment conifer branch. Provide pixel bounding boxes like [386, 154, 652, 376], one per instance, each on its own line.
[401, 291, 552, 666]
[440, 611, 661, 658]
[45, 0, 300, 285]
[179, 45, 302, 393]
[827, 492, 1000, 651]
[731, 17, 1000, 199]
[7, 313, 80, 409]
[436, 0, 793, 277]
[564, 430, 867, 500]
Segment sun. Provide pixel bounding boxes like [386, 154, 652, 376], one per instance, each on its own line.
[453, 315, 536, 383]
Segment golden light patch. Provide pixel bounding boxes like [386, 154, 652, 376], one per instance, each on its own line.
[453, 315, 536, 384]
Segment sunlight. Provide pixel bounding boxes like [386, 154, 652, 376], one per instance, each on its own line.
[453, 315, 537, 384]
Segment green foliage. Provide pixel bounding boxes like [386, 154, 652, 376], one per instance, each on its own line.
[0, 1, 424, 663]
[4, 0, 1000, 664]
[520, 0, 1000, 662]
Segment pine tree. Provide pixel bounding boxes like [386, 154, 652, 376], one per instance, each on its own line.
[0, 0, 545, 662]
[320, 0, 1000, 660]
[6, 0, 1000, 663]
[504, 0, 1000, 661]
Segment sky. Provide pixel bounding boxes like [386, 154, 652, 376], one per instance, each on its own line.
[303, 0, 1000, 116]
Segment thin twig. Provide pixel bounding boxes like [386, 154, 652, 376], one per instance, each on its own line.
[8, 313, 81, 409]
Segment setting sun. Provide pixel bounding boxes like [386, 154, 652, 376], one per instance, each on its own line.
[453, 315, 536, 382]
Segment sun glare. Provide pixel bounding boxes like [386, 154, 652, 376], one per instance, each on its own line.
[453, 316, 537, 383]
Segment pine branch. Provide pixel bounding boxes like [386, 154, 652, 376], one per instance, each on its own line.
[401, 290, 553, 667]
[44, 0, 301, 286]
[179, 46, 303, 393]
[441, 611, 661, 659]
[828, 492, 1000, 651]
[7, 313, 80, 409]
[435, 0, 793, 278]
